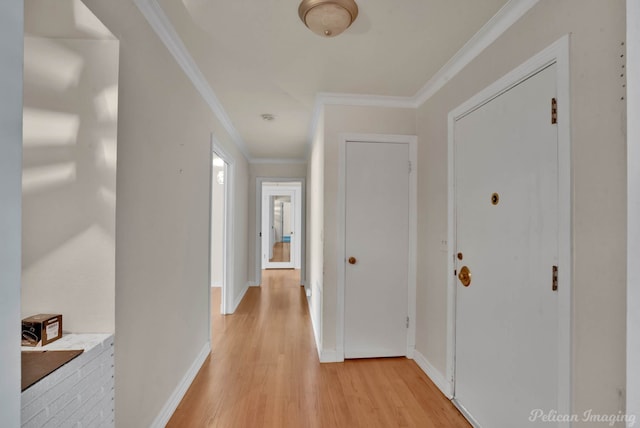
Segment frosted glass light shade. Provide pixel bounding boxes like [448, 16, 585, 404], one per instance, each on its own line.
[298, 0, 358, 38]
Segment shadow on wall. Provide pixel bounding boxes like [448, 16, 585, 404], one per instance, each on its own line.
[21, 0, 119, 334]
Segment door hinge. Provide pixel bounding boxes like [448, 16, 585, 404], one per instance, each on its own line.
[406, 316, 410, 328]
[551, 98, 558, 124]
[552, 265, 558, 291]
[408, 161, 412, 173]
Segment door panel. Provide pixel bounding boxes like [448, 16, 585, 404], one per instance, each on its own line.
[454, 64, 559, 427]
[345, 141, 409, 358]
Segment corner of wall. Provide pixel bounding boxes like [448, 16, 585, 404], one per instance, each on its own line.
[413, 349, 453, 399]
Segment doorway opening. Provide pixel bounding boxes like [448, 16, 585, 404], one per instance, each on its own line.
[210, 153, 227, 318]
[255, 179, 306, 287]
[209, 137, 235, 342]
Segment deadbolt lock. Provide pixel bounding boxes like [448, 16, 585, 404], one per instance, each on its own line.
[348, 257, 357, 265]
[457, 252, 463, 260]
[458, 266, 471, 287]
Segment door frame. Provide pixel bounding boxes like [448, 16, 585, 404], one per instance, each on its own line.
[209, 135, 235, 326]
[254, 177, 306, 286]
[628, 0, 640, 420]
[261, 187, 298, 269]
[336, 133, 418, 362]
[446, 35, 572, 418]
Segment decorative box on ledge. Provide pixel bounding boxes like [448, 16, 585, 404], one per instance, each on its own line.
[21, 334, 114, 428]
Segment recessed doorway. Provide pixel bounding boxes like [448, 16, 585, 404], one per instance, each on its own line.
[255, 179, 305, 287]
[209, 137, 235, 329]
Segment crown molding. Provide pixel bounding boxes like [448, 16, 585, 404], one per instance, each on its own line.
[135, 0, 538, 162]
[133, 0, 251, 161]
[317, 92, 416, 109]
[249, 158, 308, 165]
[412, 0, 539, 106]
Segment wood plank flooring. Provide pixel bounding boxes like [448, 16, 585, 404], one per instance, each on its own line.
[167, 270, 470, 428]
[269, 242, 290, 262]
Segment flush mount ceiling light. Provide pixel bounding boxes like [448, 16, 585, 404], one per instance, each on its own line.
[298, 0, 358, 38]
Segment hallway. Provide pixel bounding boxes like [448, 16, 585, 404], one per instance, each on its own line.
[167, 270, 469, 427]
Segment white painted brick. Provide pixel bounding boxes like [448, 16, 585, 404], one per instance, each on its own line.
[21, 335, 114, 428]
[22, 407, 49, 428]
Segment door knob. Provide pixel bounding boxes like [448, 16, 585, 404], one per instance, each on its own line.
[348, 257, 357, 265]
[458, 266, 471, 287]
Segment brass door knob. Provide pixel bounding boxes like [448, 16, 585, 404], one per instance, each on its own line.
[458, 266, 471, 287]
[348, 257, 357, 265]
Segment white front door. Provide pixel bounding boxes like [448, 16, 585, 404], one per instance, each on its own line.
[344, 141, 410, 358]
[454, 64, 559, 427]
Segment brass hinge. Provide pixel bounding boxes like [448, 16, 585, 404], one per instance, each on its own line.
[406, 316, 410, 328]
[551, 98, 558, 124]
[552, 265, 558, 291]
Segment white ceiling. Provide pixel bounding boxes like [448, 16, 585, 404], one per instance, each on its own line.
[157, 0, 508, 160]
[24, 0, 116, 39]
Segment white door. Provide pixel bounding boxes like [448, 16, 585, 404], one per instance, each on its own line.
[344, 141, 409, 358]
[454, 64, 559, 427]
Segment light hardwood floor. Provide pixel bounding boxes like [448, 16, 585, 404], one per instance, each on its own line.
[167, 270, 470, 428]
[269, 242, 290, 263]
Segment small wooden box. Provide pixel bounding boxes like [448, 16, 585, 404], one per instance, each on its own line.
[22, 314, 63, 347]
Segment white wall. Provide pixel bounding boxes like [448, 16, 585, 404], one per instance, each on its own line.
[21, 37, 118, 333]
[0, 2, 24, 425]
[210, 163, 224, 287]
[307, 108, 325, 352]
[416, 0, 627, 421]
[78, 0, 250, 425]
[628, 0, 640, 423]
[321, 105, 416, 352]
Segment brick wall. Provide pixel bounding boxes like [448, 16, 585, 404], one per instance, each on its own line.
[21, 335, 114, 427]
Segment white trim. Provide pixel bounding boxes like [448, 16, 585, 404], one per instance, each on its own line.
[254, 177, 307, 286]
[133, 0, 251, 161]
[310, 300, 322, 360]
[304, 0, 539, 158]
[317, 92, 416, 109]
[452, 400, 482, 428]
[211, 136, 236, 316]
[413, 0, 539, 106]
[446, 35, 572, 424]
[261, 186, 302, 270]
[210, 282, 222, 288]
[231, 283, 250, 313]
[136, 0, 537, 164]
[150, 342, 210, 428]
[248, 281, 260, 287]
[627, 0, 640, 424]
[319, 349, 340, 363]
[413, 349, 453, 398]
[249, 158, 307, 165]
[336, 133, 418, 361]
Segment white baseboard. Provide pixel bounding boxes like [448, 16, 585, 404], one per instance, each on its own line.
[230, 283, 250, 313]
[210, 282, 222, 288]
[319, 349, 340, 363]
[151, 342, 210, 428]
[406, 345, 415, 359]
[413, 349, 453, 398]
[248, 281, 260, 287]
